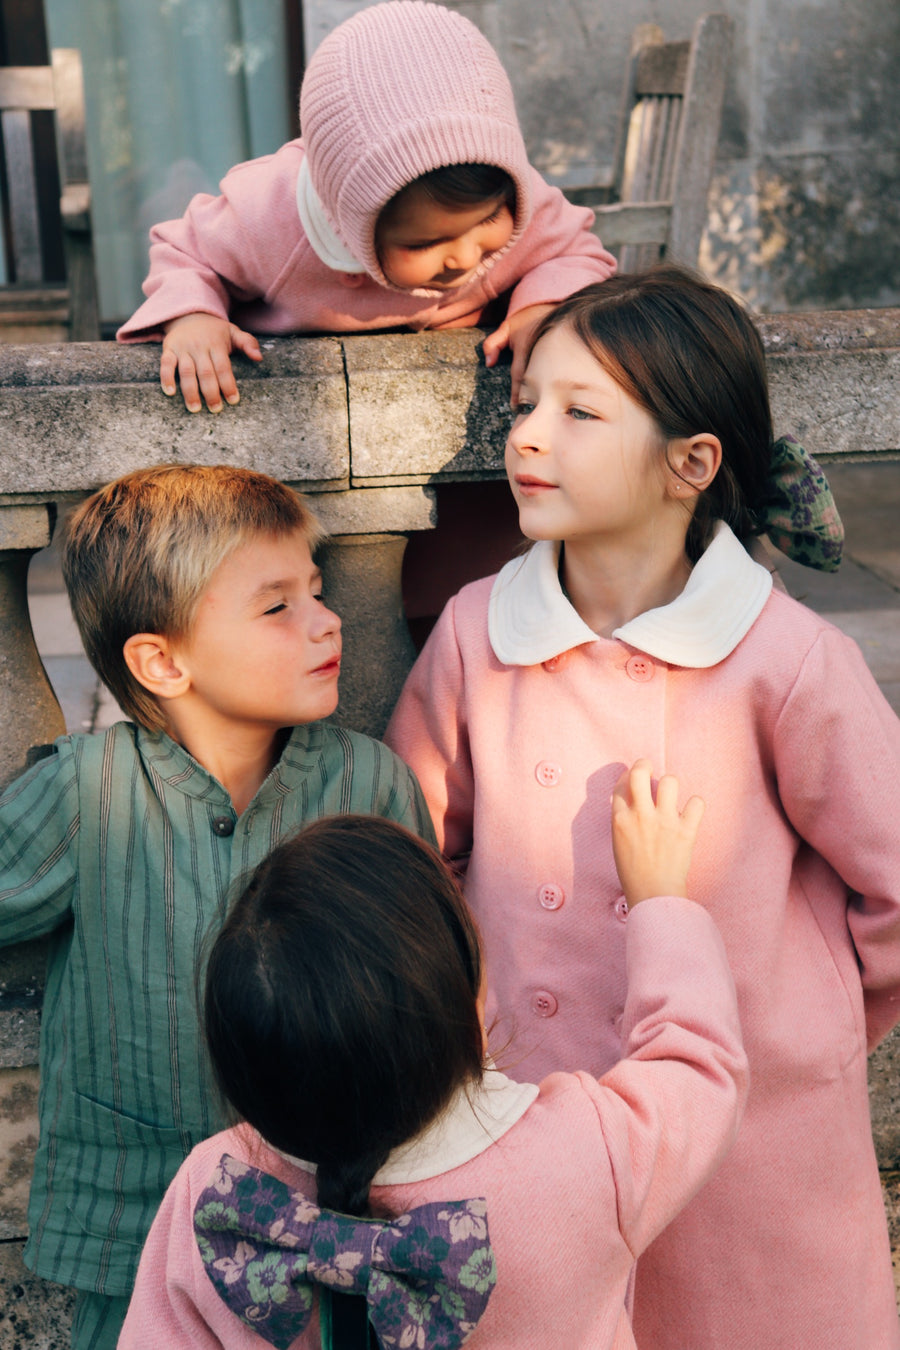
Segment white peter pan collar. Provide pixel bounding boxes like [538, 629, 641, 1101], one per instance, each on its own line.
[488, 521, 772, 669]
[279, 1068, 538, 1185]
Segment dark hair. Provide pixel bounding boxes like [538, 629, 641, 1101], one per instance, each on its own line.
[529, 265, 774, 561]
[383, 163, 515, 217]
[204, 815, 484, 1217]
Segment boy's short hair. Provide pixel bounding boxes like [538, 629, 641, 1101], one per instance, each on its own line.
[62, 464, 324, 732]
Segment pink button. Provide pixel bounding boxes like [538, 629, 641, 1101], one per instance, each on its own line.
[614, 897, 629, 922]
[339, 273, 364, 287]
[538, 883, 565, 911]
[542, 651, 570, 672]
[625, 654, 654, 682]
[535, 760, 562, 787]
[531, 990, 558, 1018]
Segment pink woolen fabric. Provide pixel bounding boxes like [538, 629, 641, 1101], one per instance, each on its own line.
[300, 0, 532, 283]
[386, 579, 900, 1350]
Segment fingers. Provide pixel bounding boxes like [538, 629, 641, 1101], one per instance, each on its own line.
[481, 321, 508, 370]
[160, 315, 263, 412]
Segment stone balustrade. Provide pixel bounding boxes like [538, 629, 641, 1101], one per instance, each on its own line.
[0, 312, 898, 1341]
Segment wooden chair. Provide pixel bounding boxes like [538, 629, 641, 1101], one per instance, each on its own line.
[0, 48, 99, 341]
[566, 13, 733, 271]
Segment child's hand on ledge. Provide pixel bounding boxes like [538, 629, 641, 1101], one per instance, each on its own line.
[482, 302, 555, 403]
[611, 759, 705, 909]
[160, 313, 263, 413]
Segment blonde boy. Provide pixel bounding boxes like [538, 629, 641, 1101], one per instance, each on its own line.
[0, 464, 433, 1350]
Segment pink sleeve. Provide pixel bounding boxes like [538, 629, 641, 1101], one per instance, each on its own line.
[772, 626, 900, 1050]
[116, 143, 306, 343]
[504, 167, 617, 317]
[385, 596, 475, 862]
[581, 896, 748, 1256]
[118, 1160, 241, 1348]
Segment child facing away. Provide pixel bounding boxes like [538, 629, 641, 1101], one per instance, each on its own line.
[386, 266, 900, 1350]
[0, 464, 433, 1350]
[119, 766, 748, 1350]
[116, 0, 615, 414]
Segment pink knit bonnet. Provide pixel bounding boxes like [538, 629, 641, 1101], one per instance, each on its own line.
[299, 0, 533, 285]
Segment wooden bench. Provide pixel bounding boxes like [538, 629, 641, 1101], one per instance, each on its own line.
[566, 13, 734, 270]
[0, 48, 99, 341]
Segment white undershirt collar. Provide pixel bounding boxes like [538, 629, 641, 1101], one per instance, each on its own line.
[296, 158, 367, 274]
[278, 1068, 538, 1185]
[488, 521, 772, 669]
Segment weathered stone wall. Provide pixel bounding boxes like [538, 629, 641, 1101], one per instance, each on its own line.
[304, 0, 900, 313]
[0, 320, 898, 1344]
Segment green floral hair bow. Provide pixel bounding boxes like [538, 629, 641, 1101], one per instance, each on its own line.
[756, 435, 844, 571]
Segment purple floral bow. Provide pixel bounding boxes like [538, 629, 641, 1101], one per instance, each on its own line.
[193, 1154, 496, 1350]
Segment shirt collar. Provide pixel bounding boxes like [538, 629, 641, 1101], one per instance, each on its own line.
[488, 521, 772, 669]
[279, 1067, 538, 1185]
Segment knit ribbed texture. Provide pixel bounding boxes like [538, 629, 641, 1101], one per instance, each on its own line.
[300, 1, 532, 283]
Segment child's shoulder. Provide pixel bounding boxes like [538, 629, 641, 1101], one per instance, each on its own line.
[2, 720, 139, 796]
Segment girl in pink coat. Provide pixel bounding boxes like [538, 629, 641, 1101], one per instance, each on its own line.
[119, 784, 747, 1350]
[386, 266, 900, 1349]
[116, 1, 614, 415]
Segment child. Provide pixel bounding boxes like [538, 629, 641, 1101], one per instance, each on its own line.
[116, 0, 615, 413]
[386, 267, 900, 1350]
[119, 765, 748, 1349]
[0, 464, 433, 1350]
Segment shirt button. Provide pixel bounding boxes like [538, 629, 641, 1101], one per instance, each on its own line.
[538, 883, 565, 911]
[614, 897, 629, 922]
[542, 651, 570, 672]
[625, 654, 654, 682]
[531, 990, 558, 1018]
[535, 760, 562, 787]
[211, 815, 235, 837]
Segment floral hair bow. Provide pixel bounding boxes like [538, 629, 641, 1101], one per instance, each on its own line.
[194, 1154, 497, 1350]
[756, 435, 844, 571]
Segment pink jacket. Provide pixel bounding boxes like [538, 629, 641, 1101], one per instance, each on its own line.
[386, 526, 900, 1350]
[119, 897, 747, 1350]
[116, 144, 615, 343]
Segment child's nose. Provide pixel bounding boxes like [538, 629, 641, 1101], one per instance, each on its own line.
[446, 234, 481, 271]
[508, 408, 545, 454]
[315, 604, 341, 636]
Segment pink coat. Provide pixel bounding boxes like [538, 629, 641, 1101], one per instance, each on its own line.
[116, 143, 615, 343]
[386, 527, 900, 1350]
[119, 897, 747, 1350]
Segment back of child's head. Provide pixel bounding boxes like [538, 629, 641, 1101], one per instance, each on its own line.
[204, 814, 484, 1216]
[62, 463, 322, 732]
[299, 0, 531, 281]
[530, 265, 774, 560]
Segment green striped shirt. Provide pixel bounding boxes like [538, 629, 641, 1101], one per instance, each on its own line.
[0, 719, 434, 1295]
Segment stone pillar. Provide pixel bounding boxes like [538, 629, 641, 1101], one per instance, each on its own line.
[310, 486, 436, 738]
[0, 503, 74, 1347]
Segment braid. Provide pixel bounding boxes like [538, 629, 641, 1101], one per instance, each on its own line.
[315, 1143, 391, 1217]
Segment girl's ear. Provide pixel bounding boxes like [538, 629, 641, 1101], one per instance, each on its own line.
[667, 432, 722, 498]
[123, 634, 191, 701]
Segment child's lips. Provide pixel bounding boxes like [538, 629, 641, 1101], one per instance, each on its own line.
[311, 653, 341, 677]
[515, 474, 557, 494]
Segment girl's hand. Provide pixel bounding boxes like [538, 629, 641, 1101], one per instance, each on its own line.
[482, 302, 555, 402]
[160, 313, 263, 413]
[611, 759, 705, 908]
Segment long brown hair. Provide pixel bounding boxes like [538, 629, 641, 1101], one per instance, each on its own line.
[528, 265, 774, 561]
[204, 815, 485, 1217]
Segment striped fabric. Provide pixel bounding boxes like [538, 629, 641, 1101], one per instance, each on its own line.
[0, 719, 434, 1297]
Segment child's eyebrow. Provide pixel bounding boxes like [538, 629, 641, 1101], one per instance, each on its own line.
[247, 568, 321, 603]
